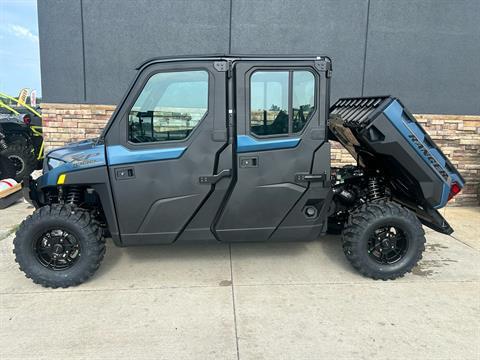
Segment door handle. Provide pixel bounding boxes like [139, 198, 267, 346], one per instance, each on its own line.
[239, 156, 258, 168]
[199, 169, 232, 184]
[115, 167, 135, 180]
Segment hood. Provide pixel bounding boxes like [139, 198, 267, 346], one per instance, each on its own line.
[37, 139, 106, 188]
[47, 139, 106, 168]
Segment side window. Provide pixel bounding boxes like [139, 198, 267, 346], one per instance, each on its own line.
[292, 71, 315, 133]
[250, 70, 315, 137]
[129, 70, 208, 143]
[250, 71, 289, 136]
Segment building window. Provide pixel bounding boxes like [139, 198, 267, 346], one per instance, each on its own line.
[128, 70, 208, 143]
[250, 70, 315, 137]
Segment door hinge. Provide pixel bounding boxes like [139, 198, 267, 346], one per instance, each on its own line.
[199, 169, 232, 184]
[214, 60, 233, 78]
[314, 58, 332, 78]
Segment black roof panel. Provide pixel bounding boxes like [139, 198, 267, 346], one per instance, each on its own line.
[136, 54, 331, 70]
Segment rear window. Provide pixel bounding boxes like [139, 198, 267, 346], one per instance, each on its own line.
[250, 70, 315, 137]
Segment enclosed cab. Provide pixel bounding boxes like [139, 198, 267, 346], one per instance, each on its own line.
[14, 56, 463, 288]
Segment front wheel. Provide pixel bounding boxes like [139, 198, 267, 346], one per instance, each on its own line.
[13, 204, 106, 288]
[342, 200, 425, 280]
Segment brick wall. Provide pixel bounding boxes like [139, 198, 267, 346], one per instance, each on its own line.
[41, 103, 116, 149]
[41, 103, 480, 206]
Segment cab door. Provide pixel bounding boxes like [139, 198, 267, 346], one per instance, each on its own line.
[104, 60, 231, 245]
[213, 59, 331, 242]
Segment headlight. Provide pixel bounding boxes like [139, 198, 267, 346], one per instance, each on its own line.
[47, 157, 66, 170]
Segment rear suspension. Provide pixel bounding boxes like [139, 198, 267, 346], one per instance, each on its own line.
[367, 177, 386, 201]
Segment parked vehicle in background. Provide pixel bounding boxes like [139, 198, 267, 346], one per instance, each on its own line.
[0, 132, 16, 180]
[0, 115, 43, 181]
[0, 99, 44, 182]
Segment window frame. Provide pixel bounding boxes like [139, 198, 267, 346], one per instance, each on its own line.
[126, 68, 211, 146]
[248, 67, 317, 139]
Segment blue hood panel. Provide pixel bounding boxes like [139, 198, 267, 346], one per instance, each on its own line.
[47, 139, 106, 167]
[39, 139, 106, 187]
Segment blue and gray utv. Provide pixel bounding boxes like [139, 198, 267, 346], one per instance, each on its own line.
[14, 56, 464, 288]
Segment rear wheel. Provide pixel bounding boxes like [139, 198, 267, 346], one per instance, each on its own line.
[13, 204, 106, 288]
[1, 141, 37, 182]
[342, 200, 425, 280]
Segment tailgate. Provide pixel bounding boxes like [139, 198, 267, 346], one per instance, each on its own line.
[329, 96, 465, 210]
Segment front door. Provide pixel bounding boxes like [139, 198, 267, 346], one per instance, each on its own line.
[105, 60, 231, 245]
[213, 59, 331, 242]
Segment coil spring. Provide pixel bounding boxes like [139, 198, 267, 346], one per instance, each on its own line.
[368, 177, 384, 201]
[66, 187, 82, 205]
[0, 139, 7, 151]
[46, 191, 57, 204]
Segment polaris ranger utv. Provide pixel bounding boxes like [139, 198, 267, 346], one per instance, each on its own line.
[14, 56, 464, 288]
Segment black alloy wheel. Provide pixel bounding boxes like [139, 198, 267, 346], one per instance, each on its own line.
[34, 229, 82, 271]
[367, 225, 408, 265]
[14, 204, 106, 288]
[342, 200, 425, 280]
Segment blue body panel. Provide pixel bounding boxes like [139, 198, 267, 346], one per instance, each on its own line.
[383, 100, 464, 208]
[40, 135, 300, 186]
[237, 135, 300, 153]
[39, 139, 106, 187]
[106, 145, 186, 166]
[46, 140, 106, 167]
[39, 139, 186, 187]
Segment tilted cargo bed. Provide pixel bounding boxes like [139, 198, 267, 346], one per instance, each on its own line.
[329, 96, 465, 234]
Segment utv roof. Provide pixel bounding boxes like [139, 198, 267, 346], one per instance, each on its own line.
[136, 54, 331, 70]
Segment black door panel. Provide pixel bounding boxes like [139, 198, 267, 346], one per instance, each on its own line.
[213, 60, 331, 242]
[137, 194, 202, 233]
[269, 142, 332, 241]
[176, 143, 233, 242]
[215, 180, 305, 242]
[105, 61, 231, 245]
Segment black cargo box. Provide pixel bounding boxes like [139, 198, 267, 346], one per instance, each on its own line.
[329, 96, 465, 212]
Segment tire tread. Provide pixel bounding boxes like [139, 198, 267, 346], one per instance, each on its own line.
[13, 204, 106, 288]
[342, 200, 425, 280]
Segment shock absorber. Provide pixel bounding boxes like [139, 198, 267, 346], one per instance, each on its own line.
[66, 186, 82, 205]
[367, 177, 385, 201]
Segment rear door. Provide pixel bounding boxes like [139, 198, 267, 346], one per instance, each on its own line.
[213, 59, 332, 242]
[105, 60, 231, 245]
